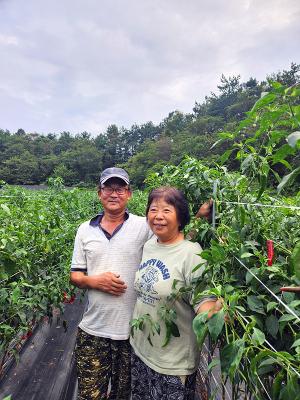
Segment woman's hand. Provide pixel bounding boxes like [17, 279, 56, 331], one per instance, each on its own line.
[197, 298, 229, 321]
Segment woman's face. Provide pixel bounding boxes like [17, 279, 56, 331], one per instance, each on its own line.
[147, 198, 181, 243]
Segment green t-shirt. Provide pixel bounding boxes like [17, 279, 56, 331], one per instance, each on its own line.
[130, 236, 208, 376]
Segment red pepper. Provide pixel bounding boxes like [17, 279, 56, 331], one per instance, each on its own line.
[280, 287, 300, 292]
[266, 240, 274, 266]
[21, 329, 33, 340]
[63, 291, 69, 303]
[62, 292, 76, 304]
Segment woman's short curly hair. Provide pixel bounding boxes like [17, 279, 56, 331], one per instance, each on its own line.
[146, 186, 190, 231]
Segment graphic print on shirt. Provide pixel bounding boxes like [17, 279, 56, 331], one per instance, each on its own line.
[135, 258, 170, 306]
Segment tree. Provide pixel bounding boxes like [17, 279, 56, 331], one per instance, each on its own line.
[0, 151, 39, 184]
[161, 111, 193, 136]
[267, 62, 300, 86]
[52, 164, 77, 186]
[15, 128, 26, 136]
[102, 124, 122, 168]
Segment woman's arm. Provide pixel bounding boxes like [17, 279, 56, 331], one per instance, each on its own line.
[196, 298, 224, 318]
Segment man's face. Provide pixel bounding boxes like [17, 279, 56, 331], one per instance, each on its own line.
[98, 177, 131, 214]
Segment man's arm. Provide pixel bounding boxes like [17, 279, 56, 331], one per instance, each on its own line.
[195, 199, 213, 221]
[70, 271, 127, 296]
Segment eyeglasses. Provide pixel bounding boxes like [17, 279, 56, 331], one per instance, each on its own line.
[101, 186, 128, 195]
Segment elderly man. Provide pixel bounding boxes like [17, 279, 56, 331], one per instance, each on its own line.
[70, 167, 211, 399]
[70, 167, 152, 399]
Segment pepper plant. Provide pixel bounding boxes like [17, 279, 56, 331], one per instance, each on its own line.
[144, 82, 300, 399]
[0, 184, 98, 375]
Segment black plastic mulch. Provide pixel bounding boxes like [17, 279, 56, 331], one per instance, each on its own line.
[0, 296, 86, 400]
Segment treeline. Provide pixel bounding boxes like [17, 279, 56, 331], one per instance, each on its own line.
[0, 63, 299, 187]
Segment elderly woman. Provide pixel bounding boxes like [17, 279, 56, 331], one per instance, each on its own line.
[130, 187, 220, 400]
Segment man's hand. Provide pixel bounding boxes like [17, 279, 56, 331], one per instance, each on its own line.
[89, 272, 127, 295]
[70, 271, 127, 296]
[195, 199, 213, 221]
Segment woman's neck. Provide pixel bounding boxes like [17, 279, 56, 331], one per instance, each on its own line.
[157, 231, 184, 245]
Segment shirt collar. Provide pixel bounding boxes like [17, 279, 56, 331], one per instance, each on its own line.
[89, 209, 129, 226]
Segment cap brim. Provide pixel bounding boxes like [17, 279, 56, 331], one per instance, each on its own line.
[101, 174, 129, 184]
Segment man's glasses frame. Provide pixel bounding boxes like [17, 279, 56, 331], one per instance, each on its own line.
[101, 186, 128, 195]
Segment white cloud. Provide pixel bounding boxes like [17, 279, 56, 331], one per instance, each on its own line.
[0, 0, 299, 135]
[0, 33, 18, 46]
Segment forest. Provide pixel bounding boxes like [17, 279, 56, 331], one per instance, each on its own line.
[1, 63, 299, 189]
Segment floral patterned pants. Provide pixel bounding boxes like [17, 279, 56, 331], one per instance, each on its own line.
[131, 349, 197, 400]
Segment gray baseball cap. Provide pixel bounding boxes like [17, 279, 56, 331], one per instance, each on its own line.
[99, 167, 130, 185]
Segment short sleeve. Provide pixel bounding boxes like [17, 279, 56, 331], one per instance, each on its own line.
[142, 217, 154, 242]
[70, 225, 87, 272]
[184, 242, 216, 312]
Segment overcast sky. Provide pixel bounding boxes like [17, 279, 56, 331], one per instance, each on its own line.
[0, 0, 299, 136]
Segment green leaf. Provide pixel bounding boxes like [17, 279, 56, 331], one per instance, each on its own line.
[252, 327, 265, 345]
[246, 271, 254, 284]
[208, 310, 225, 341]
[1, 204, 11, 215]
[277, 159, 293, 170]
[272, 144, 295, 164]
[240, 252, 254, 259]
[265, 314, 279, 338]
[279, 374, 300, 399]
[256, 173, 268, 200]
[207, 358, 220, 371]
[277, 166, 300, 193]
[161, 328, 171, 348]
[291, 338, 300, 348]
[272, 370, 285, 400]
[278, 314, 296, 323]
[241, 155, 254, 172]
[218, 131, 235, 140]
[247, 295, 265, 315]
[153, 322, 161, 335]
[220, 149, 234, 164]
[259, 357, 275, 367]
[169, 321, 180, 337]
[193, 312, 209, 349]
[220, 339, 245, 379]
[224, 285, 235, 293]
[267, 302, 278, 312]
[211, 244, 226, 262]
[147, 333, 153, 346]
[250, 92, 276, 113]
[291, 241, 300, 280]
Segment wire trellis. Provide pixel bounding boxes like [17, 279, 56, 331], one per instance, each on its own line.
[197, 181, 300, 400]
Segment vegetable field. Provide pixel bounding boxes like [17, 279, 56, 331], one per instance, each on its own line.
[0, 181, 98, 374]
[1, 81, 300, 399]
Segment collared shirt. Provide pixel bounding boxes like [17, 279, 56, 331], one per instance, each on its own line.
[70, 212, 153, 339]
[89, 210, 130, 240]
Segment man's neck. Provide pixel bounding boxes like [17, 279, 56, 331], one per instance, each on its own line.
[101, 210, 126, 225]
